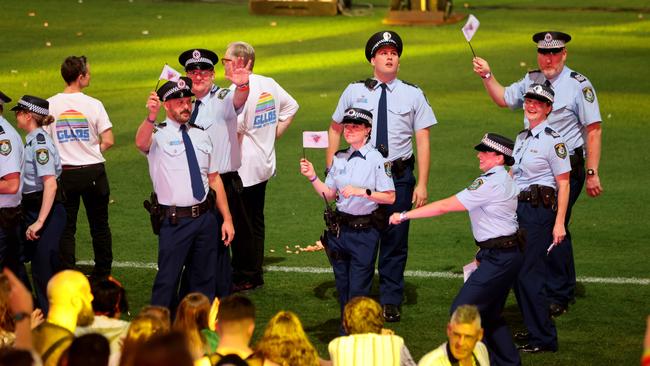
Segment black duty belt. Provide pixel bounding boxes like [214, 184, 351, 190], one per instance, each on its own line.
[336, 210, 374, 230]
[475, 232, 520, 250]
[517, 185, 555, 201]
[160, 200, 211, 219]
[391, 155, 415, 178]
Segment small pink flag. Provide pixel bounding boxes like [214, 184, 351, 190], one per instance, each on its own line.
[462, 14, 480, 42]
[302, 131, 329, 148]
[159, 64, 181, 82]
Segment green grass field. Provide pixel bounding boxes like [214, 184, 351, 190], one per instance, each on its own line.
[1, 1, 649, 364]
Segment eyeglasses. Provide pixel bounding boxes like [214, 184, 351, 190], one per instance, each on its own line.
[221, 58, 232, 65]
[187, 70, 213, 78]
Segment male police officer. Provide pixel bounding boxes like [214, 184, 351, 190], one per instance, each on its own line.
[472, 31, 603, 316]
[177, 49, 252, 296]
[135, 78, 234, 310]
[391, 133, 522, 365]
[327, 31, 437, 322]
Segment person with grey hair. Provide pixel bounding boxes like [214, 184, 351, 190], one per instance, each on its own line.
[222, 41, 299, 292]
[418, 305, 489, 366]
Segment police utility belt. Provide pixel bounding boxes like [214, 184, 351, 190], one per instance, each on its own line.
[390, 155, 415, 179]
[143, 190, 216, 235]
[518, 184, 557, 211]
[475, 229, 526, 251]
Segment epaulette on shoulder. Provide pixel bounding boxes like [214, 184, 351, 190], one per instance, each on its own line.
[0, 125, 5, 134]
[353, 79, 365, 84]
[528, 69, 542, 75]
[156, 122, 167, 128]
[334, 147, 348, 156]
[545, 127, 560, 138]
[570, 71, 587, 83]
[363, 78, 378, 90]
[209, 85, 220, 95]
[36, 133, 46, 144]
[517, 128, 528, 136]
[401, 80, 420, 89]
[189, 122, 205, 131]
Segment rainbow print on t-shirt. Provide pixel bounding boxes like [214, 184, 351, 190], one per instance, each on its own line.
[252, 92, 276, 129]
[55, 109, 90, 143]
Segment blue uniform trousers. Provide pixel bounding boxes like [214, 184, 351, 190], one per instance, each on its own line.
[452, 246, 523, 366]
[23, 202, 66, 314]
[151, 212, 218, 312]
[378, 166, 415, 306]
[327, 226, 379, 315]
[546, 161, 584, 305]
[514, 202, 558, 350]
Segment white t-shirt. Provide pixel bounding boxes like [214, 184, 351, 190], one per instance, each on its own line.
[46, 92, 112, 166]
[236, 73, 298, 187]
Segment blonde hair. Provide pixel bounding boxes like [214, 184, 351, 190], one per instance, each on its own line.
[255, 311, 320, 366]
[119, 313, 169, 366]
[343, 297, 384, 334]
[450, 305, 481, 328]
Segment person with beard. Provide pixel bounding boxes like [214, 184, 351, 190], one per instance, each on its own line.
[135, 78, 234, 312]
[32, 270, 95, 366]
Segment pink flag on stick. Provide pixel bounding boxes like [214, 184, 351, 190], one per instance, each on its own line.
[462, 14, 480, 42]
[159, 64, 181, 82]
[302, 131, 329, 148]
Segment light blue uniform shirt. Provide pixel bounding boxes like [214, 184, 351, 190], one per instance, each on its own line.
[193, 85, 241, 173]
[0, 116, 24, 207]
[147, 119, 217, 206]
[504, 66, 602, 153]
[332, 78, 437, 161]
[512, 121, 571, 190]
[456, 165, 519, 242]
[23, 128, 61, 194]
[325, 144, 395, 215]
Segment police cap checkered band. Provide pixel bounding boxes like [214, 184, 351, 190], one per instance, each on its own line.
[342, 107, 373, 126]
[185, 57, 214, 67]
[477, 133, 513, 157]
[11, 95, 49, 115]
[178, 49, 219, 70]
[533, 31, 571, 50]
[365, 31, 403, 62]
[525, 83, 555, 104]
[157, 77, 194, 101]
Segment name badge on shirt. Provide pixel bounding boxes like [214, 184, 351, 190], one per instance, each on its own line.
[169, 140, 182, 146]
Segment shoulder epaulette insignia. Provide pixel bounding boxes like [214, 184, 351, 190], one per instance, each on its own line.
[518, 128, 528, 135]
[189, 122, 205, 131]
[217, 88, 230, 100]
[570, 71, 587, 83]
[0, 125, 5, 134]
[528, 69, 542, 75]
[354, 79, 365, 84]
[209, 85, 220, 95]
[334, 148, 348, 157]
[157, 122, 167, 128]
[36, 133, 46, 144]
[545, 127, 560, 138]
[364, 78, 378, 90]
[402, 80, 420, 89]
[483, 172, 495, 177]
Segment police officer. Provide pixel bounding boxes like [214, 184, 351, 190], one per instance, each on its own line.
[390, 133, 523, 366]
[12, 95, 66, 314]
[473, 31, 602, 315]
[327, 31, 437, 322]
[135, 78, 234, 311]
[511, 84, 571, 353]
[177, 48, 252, 296]
[302, 107, 395, 317]
[0, 91, 28, 285]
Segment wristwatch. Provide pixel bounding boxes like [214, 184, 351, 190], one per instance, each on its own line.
[366, 189, 372, 197]
[587, 168, 596, 176]
[481, 72, 492, 80]
[399, 211, 408, 223]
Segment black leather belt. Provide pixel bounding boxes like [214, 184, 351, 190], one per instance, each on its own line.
[336, 210, 374, 230]
[391, 155, 415, 178]
[62, 162, 104, 170]
[475, 230, 525, 250]
[160, 200, 211, 219]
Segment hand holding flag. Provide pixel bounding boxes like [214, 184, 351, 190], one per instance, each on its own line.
[302, 131, 329, 159]
[462, 14, 480, 57]
[155, 64, 182, 90]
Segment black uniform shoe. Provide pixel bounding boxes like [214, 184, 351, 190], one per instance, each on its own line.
[517, 343, 557, 353]
[513, 331, 530, 341]
[231, 281, 263, 293]
[549, 303, 568, 317]
[383, 304, 401, 322]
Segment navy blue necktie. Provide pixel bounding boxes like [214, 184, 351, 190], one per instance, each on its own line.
[180, 124, 205, 201]
[376, 83, 389, 158]
[189, 100, 201, 125]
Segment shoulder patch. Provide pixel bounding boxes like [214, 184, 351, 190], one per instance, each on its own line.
[545, 127, 560, 138]
[554, 143, 567, 159]
[384, 161, 392, 178]
[36, 148, 49, 164]
[468, 178, 484, 191]
[364, 78, 378, 90]
[189, 122, 205, 131]
[570, 71, 587, 83]
[401, 80, 420, 89]
[582, 87, 595, 103]
[0, 139, 12, 156]
[36, 133, 46, 144]
[217, 88, 230, 100]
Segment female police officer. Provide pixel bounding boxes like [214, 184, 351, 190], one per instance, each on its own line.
[511, 83, 570, 353]
[389, 133, 523, 366]
[12, 95, 66, 313]
[300, 107, 394, 317]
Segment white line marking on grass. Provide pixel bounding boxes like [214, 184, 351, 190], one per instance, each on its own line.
[79, 261, 649, 285]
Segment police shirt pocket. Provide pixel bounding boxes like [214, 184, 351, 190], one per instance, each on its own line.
[387, 105, 410, 117]
[160, 142, 185, 158]
[193, 142, 212, 167]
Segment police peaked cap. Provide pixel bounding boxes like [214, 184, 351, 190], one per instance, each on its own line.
[156, 77, 194, 102]
[178, 48, 219, 71]
[342, 107, 373, 126]
[524, 83, 555, 104]
[365, 31, 403, 62]
[10, 95, 49, 116]
[474, 133, 515, 166]
[0, 90, 11, 104]
[533, 31, 571, 51]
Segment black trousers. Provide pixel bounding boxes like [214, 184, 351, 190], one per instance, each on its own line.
[234, 180, 267, 285]
[58, 163, 112, 277]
